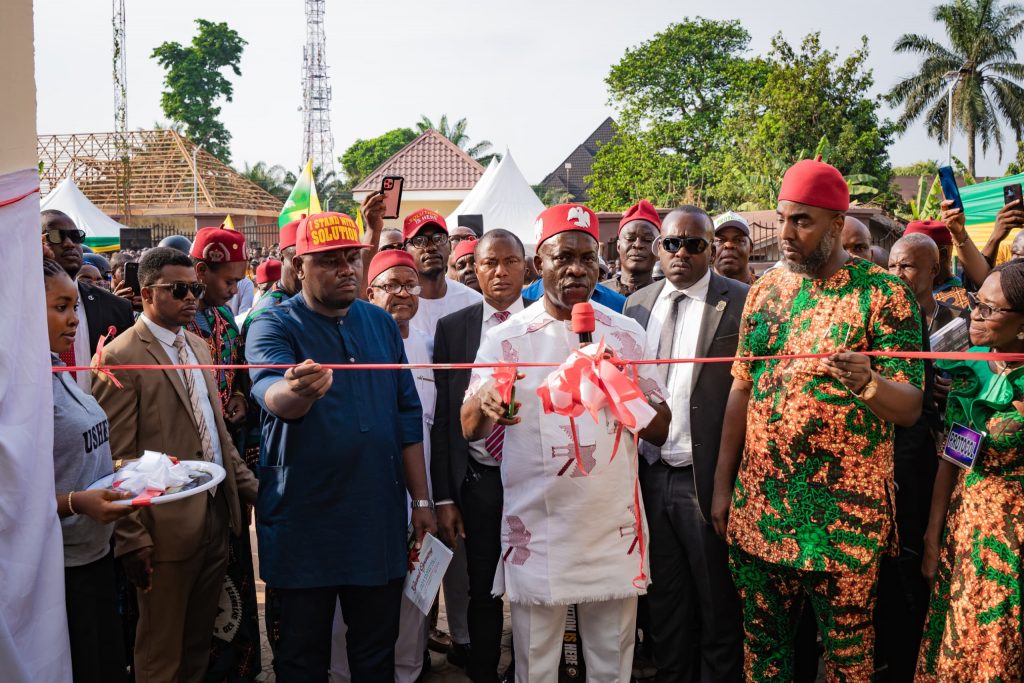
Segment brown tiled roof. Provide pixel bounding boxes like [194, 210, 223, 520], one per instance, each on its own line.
[539, 117, 617, 202]
[353, 129, 485, 193]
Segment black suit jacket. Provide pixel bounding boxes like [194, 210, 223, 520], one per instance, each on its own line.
[430, 302, 486, 505]
[623, 272, 749, 522]
[79, 280, 135, 357]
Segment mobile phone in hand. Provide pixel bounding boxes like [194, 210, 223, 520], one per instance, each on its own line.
[1004, 183, 1022, 207]
[124, 261, 141, 296]
[381, 176, 404, 220]
[938, 166, 964, 212]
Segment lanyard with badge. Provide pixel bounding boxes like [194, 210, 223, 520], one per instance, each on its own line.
[939, 364, 1011, 470]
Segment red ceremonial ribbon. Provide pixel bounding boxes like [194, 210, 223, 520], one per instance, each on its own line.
[0, 185, 39, 209]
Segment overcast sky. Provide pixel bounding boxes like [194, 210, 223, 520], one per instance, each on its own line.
[32, 0, 1017, 184]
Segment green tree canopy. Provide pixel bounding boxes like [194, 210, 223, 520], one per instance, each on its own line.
[152, 19, 246, 163]
[587, 18, 767, 210]
[339, 128, 417, 185]
[708, 33, 894, 210]
[892, 160, 941, 175]
[887, 0, 1024, 177]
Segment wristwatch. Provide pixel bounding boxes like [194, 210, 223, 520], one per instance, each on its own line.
[852, 371, 878, 400]
[410, 499, 434, 510]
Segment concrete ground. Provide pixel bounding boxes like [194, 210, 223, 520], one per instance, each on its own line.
[249, 527, 824, 682]
[249, 527, 509, 682]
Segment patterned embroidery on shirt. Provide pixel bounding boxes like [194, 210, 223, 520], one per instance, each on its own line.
[503, 515, 532, 565]
[620, 505, 640, 555]
[501, 340, 520, 363]
[609, 330, 643, 361]
[552, 425, 596, 477]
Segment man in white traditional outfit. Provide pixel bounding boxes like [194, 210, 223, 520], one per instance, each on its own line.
[462, 203, 671, 682]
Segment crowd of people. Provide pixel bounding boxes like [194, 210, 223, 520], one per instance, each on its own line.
[39, 156, 1024, 683]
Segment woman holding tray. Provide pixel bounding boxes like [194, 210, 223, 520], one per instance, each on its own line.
[917, 259, 1024, 681]
[46, 257, 134, 682]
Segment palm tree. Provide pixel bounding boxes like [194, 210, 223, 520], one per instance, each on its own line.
[417, 114, 502, 165]
[887, 0, 1024, 176]
[239, 161, 292, 201]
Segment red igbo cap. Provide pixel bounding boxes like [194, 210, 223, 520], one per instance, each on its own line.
[255, 259, 281, 284]
[190, 227, 246, 263]
[296, 212, 370, 256]
[403, 209, 448, 240]
[279, 218, 302, 251]
[367, 250, 417, 285]
[452, 238, 478, 264]
[619, 199, 661, 233]
[904, 219, 953, 246]
[534, 203, 600, 247]
[778, 159, 850, 212]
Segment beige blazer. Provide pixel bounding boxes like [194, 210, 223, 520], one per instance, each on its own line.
[92, 317, 259, 562]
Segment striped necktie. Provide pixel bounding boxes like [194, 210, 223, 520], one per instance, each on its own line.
[173, 336, 215, 462]
[484, 309, 512, 462]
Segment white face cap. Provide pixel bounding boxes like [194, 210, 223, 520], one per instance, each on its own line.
[713, 211, 750, 237]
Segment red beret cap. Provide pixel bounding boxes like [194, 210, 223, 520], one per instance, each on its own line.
[619, 199, 661, 233]
[279, 218, 302, 251]
[255, 259, 281, 284]
[904, 219, 953, 246]
[534, 203, 600, 247]
[368, 250, 417, 285]
[190, 227, 247, 263]
[296, 212, 370, 256]
[452, 238, 478, 264]
[403, 209, 448, 240]
[778, 159, 850, 212]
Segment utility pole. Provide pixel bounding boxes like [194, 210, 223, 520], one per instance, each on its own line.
[301, 0, 336, 180]
[113, 0, 131, 225]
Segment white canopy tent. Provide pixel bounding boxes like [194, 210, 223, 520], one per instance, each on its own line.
[40, 178, 126, 251]
[446, 149, 544, 254]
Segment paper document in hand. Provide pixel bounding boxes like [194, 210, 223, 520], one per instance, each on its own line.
[403, 533, 454, 615]
[930, 316, 970, 353]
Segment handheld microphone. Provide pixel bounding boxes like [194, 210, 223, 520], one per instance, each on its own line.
[571, 302, 595, 346]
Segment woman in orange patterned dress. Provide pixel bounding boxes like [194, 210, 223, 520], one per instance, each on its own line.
[917, 261, 1024, 681]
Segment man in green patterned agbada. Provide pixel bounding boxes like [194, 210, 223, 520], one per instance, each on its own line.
[710, 159, 925, 682]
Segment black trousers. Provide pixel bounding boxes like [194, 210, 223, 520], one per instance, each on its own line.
[65, 550, 127, 683]
[273, 578, 403, 683]
[640, 461, 743, 683]
[460, 460, 505, 683]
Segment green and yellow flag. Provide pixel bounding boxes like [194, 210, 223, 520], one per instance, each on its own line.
[279, 159, 322, 228]
[961, 172, 1024, 264]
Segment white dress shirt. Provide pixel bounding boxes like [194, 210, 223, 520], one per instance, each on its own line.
[71, 292, 92, 394]
[140, 314, 223, 466]
[466, 297, 525, 466]
[409, 279, 482, 356]
[643, 270, 710, 466]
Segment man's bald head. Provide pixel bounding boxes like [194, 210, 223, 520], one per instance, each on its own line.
[662, 206, 714, 242]
[889, 233, 940, 304]
[841, 217, 872, 260]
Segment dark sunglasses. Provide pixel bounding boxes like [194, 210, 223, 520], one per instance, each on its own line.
[149, 282, 207, 300]
[659, 236, 709, 255]
[378, 242, 405, 252]
[46, 228, 87, 245]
